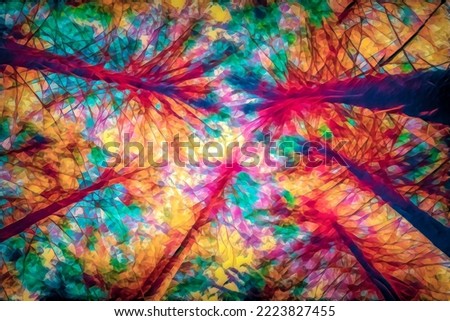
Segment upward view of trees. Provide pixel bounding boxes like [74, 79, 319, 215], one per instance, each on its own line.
[0, 0, 449, 300]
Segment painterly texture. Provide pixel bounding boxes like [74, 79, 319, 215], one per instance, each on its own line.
[0, 0, 449, 300]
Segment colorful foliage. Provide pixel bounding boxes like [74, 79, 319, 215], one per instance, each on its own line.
[0, 0, 449, 300]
